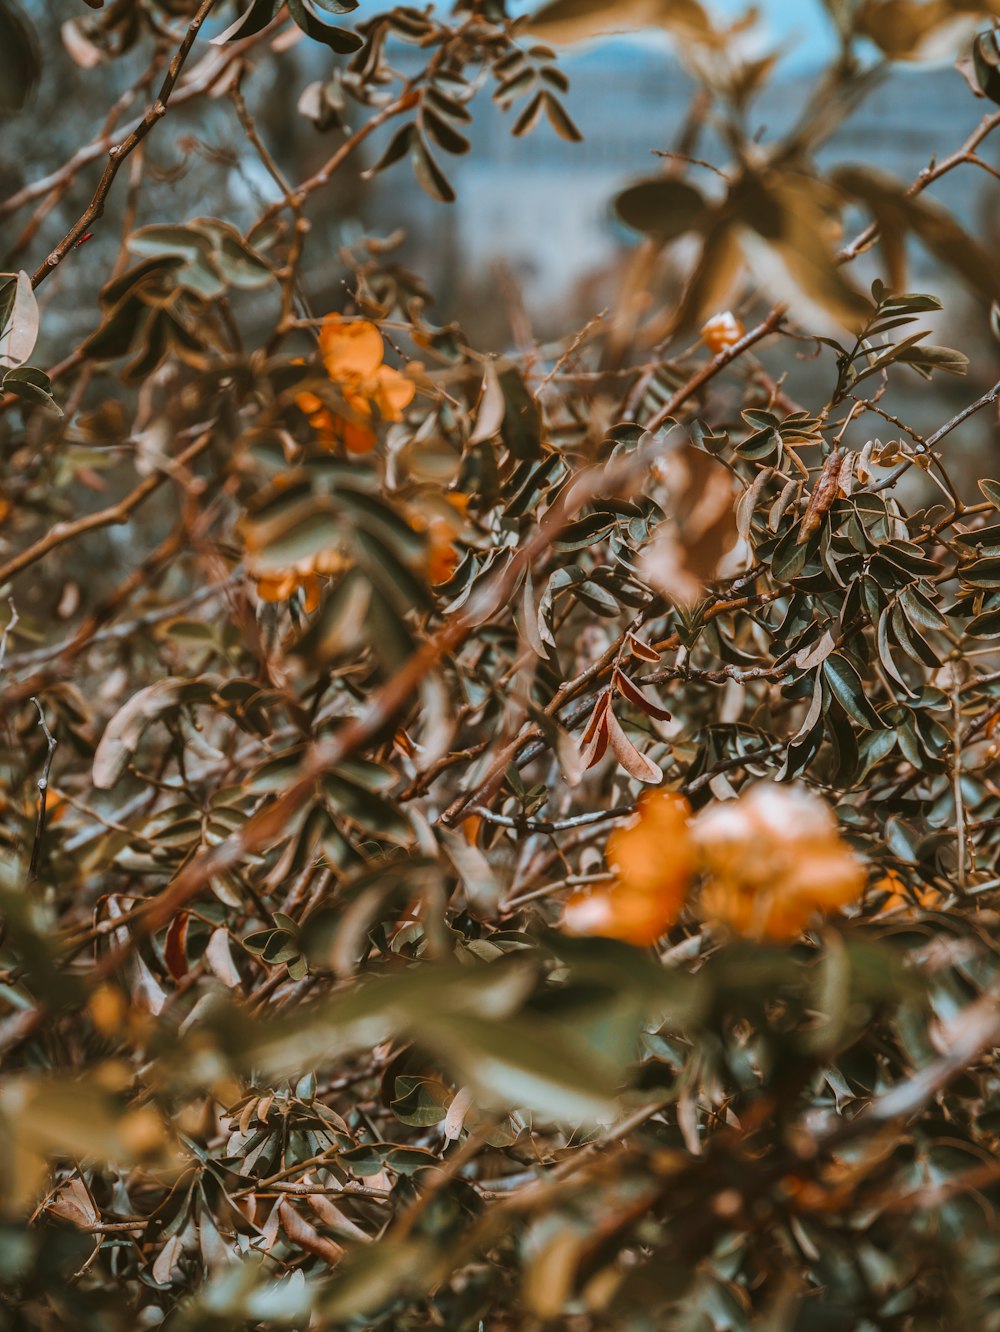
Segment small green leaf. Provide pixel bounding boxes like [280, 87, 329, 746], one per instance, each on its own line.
[2, 364, 60, 414]
[823, 654, 884, 729]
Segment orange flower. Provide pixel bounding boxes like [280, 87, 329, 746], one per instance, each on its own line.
[411, 493, 468, 587]
[871, 869, 943, 917]
[563, 882, 683, 948]
[700, 311, 745, 355]
[253, 547, 350, 611]
[693, 783, 864, 940]
[563, 791, 695, 947]
[294, 313, 417, 455]
[427, 519, 460, 585]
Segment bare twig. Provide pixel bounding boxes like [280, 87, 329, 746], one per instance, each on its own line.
[468, 804, 634, 835]
[27, 698, 58, 881]
[31, 0, 220, 289]
[645, 307, 786, 433]
[0, 599, 19, 673]
[869, 378, 1000, 496]
[0, 425, 214, 586]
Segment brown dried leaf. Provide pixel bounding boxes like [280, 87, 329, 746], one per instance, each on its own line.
[278, 1198, 344, 1263]
[626, 632, 660, 663]
[613, 667, 672, 721]
[48, 1177, 99, 1229]
[469, 362, 505, 444]
[164, 912, 190, 981]
[204, 928, 242, 988]
[798, 447, 843, 544]
[605, 705, 662, 784]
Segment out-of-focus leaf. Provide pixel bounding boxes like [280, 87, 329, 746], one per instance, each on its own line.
[973, 28, 1000, 104]
[92, 677, 216, 789]
[0, 0, 40, 115]
[614, 177, 709, 240]
[0, 271, 39, 368]
[2, 365, 60, 414]
[286, 0, 363, 51]
[527, 0, 710, 44]
[422, 1011, 617, 1121]
[211, 0, 279, 44]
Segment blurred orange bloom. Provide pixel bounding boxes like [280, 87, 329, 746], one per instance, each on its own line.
[700, 311, 745, 355]
[562, 783, 865, 949]
[411, 492, 468, 587]
[295, 313, 416, 455]
[693, 783, 865, 940]
[563, 790, 695, 946]
[871, 869, 943, 917]
[253, 547, 350, 611]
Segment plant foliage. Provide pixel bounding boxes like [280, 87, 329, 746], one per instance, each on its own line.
[2, 0, 1000, 1328]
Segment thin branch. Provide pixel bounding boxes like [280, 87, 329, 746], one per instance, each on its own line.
[467, 805, 634, 835]
[0, 599, 19, 673]
[645, 307, 786, 433]
[31, 0, 220, 289]
[836, 110, 1000, 265]
[0, 425, 214, 586]
[952, 683, 969, 892]
[27, 697, 58, 881]
[250, 90, 421, 233]
[869, 378, 1000, 496]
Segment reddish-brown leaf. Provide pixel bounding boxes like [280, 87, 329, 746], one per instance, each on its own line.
[605, 706, 662, 784]
[164, 912, 191, 981]
[613, 668, 672, 721]
[798, 447, 843, 544]
[278, 1198, 344, 1263]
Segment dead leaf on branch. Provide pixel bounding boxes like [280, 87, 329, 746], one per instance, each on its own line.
[640, 442, 741, 607]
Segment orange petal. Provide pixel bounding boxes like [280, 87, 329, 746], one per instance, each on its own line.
[563, 885, 677, 947]
[300, 573, 322, 614]
[428, 538, 459, 586]
[605, 790, 695, 904]
[372, 365, 416, 422]
[335, 414, 377, 455]
[320, 314, 384, 382]
[342, 387, 374, 420]
[295, 388, 325, 416]
[256, 571, 298, 603]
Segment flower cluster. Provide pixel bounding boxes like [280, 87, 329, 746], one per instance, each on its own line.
[693, 784, 866, 939]
[564, 783, 865, 947]
[253, 547, 350, 611]
[296, 313, 416, 455]
[563, 791, 694, 946]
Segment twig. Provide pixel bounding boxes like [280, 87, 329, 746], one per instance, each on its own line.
[500, 871, 616, 913]
[5, 572, 237, 674]
[0, 599, 19, 673]
[28, 698, 58, 881]
[645, 307, 786, 433]
[31, 0, 220, 289]
[468, 805, 634, 835]
[684, 742, 786, 795]
[250, 90, 421, 233]
[836, 110, 1000, 265]
[952, 683, 968, 892]
[0, 425, 214, 586]
[869, 378, 1000, 495]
